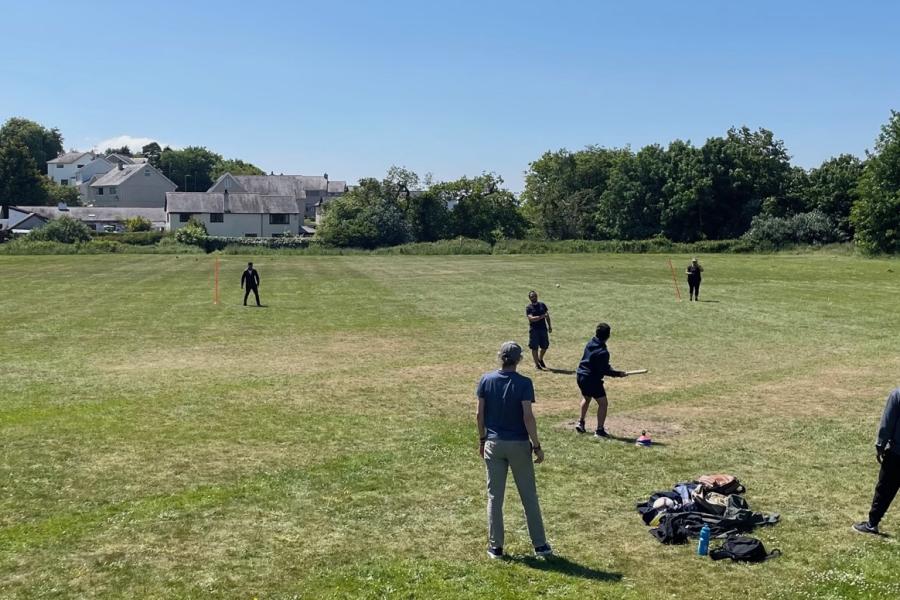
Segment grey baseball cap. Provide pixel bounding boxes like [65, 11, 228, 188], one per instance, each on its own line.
[498, 341, 523, 362]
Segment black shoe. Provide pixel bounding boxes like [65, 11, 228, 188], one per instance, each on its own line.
[539, 358, 547, 369]
[487, 546, 504, 559]
[594, 428, 609, 439]
[575, 421, 586, 434]
[535, 363, 543, 370]
[534, 544, 553, 557]
[853, 521, 879, 535]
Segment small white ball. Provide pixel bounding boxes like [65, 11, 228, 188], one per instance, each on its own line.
[555, 283, 560, 288]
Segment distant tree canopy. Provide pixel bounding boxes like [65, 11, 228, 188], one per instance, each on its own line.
[0, 118, 65, 208]
[157, 146, 265, 191]
[102, 145, 133, 157]
[852, 110, 900, 254]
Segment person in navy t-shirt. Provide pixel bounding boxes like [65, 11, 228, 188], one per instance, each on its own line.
[476, 341, 552, 559]
[525, 290, 552, 370]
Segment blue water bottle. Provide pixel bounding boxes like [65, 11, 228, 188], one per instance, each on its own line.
[697, 525, 711, 556]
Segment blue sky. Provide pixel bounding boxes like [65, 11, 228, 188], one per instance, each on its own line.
[2, 0, 898, 191]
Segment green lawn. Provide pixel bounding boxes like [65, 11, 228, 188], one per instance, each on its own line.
[1, 253, 899, 599]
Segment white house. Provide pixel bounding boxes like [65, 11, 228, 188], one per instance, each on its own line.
[207, 173, 347, 220]
[73, 155, 115, 188]
[47, 151, 97, 186]
[84, 163, 177, 208]
[105, 153, 148, 167]
[166, 191, 302, 237]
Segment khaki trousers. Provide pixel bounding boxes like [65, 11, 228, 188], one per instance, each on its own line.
[484, 439, 547, 548]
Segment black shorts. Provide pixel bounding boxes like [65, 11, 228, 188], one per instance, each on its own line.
[528, 328, 550, 350]
[577, 374, 606, 399]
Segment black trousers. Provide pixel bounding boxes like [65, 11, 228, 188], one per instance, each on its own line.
[869, 451, 900, 526]
[243, 286, 260, 306]
[688, 279, 701, 299]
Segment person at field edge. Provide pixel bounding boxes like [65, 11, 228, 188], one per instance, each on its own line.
[575, 323, 627, 438]
[686, 258, 704, 301]
[525, 290, 552, 370]
[854, 388, 900, 535]
[477, 341, 552, 559]
[241, 262, 261, 306]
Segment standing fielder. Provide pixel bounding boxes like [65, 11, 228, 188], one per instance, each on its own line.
[241, 262, 261, 306]
[525, 290, 552, 370]
[686, 258, 703, 301]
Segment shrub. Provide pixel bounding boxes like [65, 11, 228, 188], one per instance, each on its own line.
[124, 216, 153, 232]
[742, 210, 846, 248]
[174, 217, 208, 246]
[28, 216, 92, 244]
[95, 231, 166, 245]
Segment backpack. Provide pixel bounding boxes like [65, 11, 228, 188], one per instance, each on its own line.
[709, 536, 781, 562]
[696, 474, 746, 495]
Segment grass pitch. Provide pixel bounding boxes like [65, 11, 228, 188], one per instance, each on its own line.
[1, 252, 899, 599]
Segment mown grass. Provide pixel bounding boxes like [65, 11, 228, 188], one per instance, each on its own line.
[1, 253, 898, 599]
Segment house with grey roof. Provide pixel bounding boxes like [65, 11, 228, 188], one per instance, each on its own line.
[166, 190, 303, 237]
[5, 205, 167, 233]
[47, 151, 98, 186]
[84, 163, 177, 208]
[105, 153, 149, 168]
[207, 173, 347, 220]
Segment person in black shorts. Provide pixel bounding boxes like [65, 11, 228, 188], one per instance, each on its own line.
[525, 290, 552, 370]
[575, 323, 626, 438]
[686, 257, 703, 301]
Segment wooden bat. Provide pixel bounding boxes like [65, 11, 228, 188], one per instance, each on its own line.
[625, 369, 648, 375]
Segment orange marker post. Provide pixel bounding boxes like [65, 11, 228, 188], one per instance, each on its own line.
[667, 258, 682, 302]
[214, 257, 220, 305]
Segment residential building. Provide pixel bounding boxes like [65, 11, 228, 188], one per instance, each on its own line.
[166, 190, 302, 237]
[46, 151, 97, 186]
[73, 155, 115, 188]
[6, 205, 167, 232]
[105, 153, 148, 168]
[207, 173, 347, 220]
[84, 163, 177, 208]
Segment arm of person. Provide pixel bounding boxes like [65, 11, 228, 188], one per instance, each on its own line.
[545, 313, 552, 333]
[240, 272, 246, 288]
[522, 401, 544, 463]
[876, 390, 900, 460]
[476, 396, 486, 458]
[595, 350, 626, 377]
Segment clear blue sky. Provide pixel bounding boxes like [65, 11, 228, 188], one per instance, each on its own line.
[2, 0, 898, 191]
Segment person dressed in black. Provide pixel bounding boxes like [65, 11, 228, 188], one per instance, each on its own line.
[241, 262, 261, 306]
[686, 258, 703, 301]
[525, 290, 552, 370]
[574, 323, 627, 438]
[854, 388, 900, 535]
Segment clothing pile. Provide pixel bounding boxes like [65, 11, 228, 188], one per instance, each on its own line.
[636, 473, 780, 545]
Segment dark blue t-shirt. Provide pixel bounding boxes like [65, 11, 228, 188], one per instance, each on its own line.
[576, 337, 617, 380]
[477, 370, 535, 441]
[526, 302, 549, 331]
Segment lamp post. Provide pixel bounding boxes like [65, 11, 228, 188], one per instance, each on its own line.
[184, 174, 191, 192]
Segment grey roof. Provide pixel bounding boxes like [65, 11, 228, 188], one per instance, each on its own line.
[165, 193, 300, 214]
[210, 174, 347, 198]
[48, 151, 95, 165]
[105, 153, 135, 165]
[91, 164, 176, 189]
[13, 206, 166, 223]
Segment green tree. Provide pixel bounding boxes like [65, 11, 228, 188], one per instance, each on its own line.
[595, 145, 667, 240]
[659, 140, 711, 242]
[29, 216, 92, 243]
[102, 145, 133, 156]
[438, 173, 526, 243]
[852, 111, 900, 253]
[0, 140, 48, 207]
[316, 178, 411, 248]
[124, 216, 153, 232]
[158, 146, 222, 192]
[210, 158, 265, 180]
[806, 154, 864, 235]
[141, 142, 162, 167]
[174, 217, 208, 245]
[44, 180, 81, 206]
[0, 117, 64, 169]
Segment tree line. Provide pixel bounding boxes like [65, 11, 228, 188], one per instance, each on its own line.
[320, 112, 899, 253]
[0, 117, 264, 209]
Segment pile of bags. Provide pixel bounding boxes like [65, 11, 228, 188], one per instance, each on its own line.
[636, 473, 780, 545]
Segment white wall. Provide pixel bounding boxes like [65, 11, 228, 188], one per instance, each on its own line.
[168, 212, 301, 237]
[48, 155, 94, 186]
[74, 158, 113, 185]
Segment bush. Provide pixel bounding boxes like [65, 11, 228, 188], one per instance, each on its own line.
[174, 217, 208, 246]
[95, 231, 167, 246]
[29, 216, 92, 244]
[742, 210, 846, 248]
[124, 216, 153, 232]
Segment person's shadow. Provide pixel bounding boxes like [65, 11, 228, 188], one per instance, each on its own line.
[604, 433, 668, 448]
[545, 368, 576, 375]
[507, 555, 622, 582]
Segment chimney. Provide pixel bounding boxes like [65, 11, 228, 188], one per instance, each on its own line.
[224, 188, 230, 213]
[117, 162, 123, 171]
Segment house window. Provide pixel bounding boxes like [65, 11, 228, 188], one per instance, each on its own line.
[61, 179, 68, 186]
[210, 213, 224, 223]
[76, 164, 84, 168]
[179, 213, 192, 222]
[269, 214, 289, 225]
[144, 169, 151, 176]
[244, 233, 258, 238]
[56, 164, 64, 168]
[98, 188, 104, 195]
[108, 187, 117, 195]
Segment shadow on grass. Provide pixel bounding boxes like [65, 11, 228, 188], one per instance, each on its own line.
[507, 554, 623, 582]
[604, 433, 668, 448]
[545, 368, 576, 375]
[698, 299, 720, 303]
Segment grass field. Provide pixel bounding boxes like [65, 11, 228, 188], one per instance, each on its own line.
[1, 252, 899, 599]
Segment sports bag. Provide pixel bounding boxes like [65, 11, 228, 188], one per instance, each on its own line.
[696, 474, 746, 495]
[709, 536, 781, 562]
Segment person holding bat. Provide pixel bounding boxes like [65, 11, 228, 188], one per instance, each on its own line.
[575, 322, 627, 438]
[525, 290, 552, 370]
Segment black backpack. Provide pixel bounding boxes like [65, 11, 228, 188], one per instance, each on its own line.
[709, 536, 781, 562]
